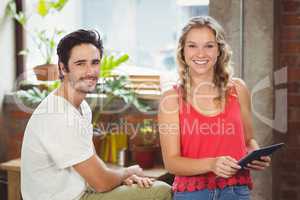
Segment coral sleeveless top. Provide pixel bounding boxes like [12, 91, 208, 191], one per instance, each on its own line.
[172, 84, 253, 192]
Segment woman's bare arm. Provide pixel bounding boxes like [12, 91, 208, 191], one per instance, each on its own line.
[233, 78, 271, 170]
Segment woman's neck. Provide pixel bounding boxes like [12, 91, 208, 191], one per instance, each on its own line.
[190, 73, 216, 94]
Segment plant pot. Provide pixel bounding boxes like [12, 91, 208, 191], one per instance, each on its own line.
[133, 145, 157, 169]
[34, 64, 59, 81]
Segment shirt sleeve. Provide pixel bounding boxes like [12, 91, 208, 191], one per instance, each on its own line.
[39, 112, 94, 169]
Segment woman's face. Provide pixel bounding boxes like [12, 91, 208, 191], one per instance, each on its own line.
[183, 26, 219, 78]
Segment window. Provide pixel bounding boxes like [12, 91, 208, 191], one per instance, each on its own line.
[81, 0, 208, 77]
[82, 0, 209, 92]
[23, 0, 209, 87]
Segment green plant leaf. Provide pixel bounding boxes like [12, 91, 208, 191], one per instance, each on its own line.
[49, 39, 55, 52]
[32, 87, 42, 96]
[51, 0, 69, 11]
[107, 55, 114, 70]
[47, 80, 61, 91]
[114, 54, 129, 66]
[37, 0, 49, 17]
[5, 1, 27, 26]
[17, 90, 31, 99]
[5, 1, 16, 16]
[99, 54, 130, 78]
[15, 12, 27, 25]
[99, 56, 107, 77]
[55, 29, 65, 35]
[41, 90, 48, 98]
[17, 87, 50, 107]
[27, 89, 36, 97]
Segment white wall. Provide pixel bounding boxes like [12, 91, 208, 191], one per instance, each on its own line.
[0, 0, 15, 111]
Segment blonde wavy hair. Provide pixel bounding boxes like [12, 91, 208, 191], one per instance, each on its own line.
[176, 16, 233, 102]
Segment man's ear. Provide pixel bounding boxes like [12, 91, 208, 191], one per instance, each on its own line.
[58, 62, 66, 74]
[58, 62, 67, 80]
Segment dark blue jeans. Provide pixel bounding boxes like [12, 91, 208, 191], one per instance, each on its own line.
[173, 185, 250, 200]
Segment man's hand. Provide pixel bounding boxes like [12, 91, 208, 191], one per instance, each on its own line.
[246, 156, 271, 170]
[123, 174, 155, 188]
[125, 165, 144, 177]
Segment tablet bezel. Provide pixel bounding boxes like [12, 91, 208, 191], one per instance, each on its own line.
[238, 143, 285, 168]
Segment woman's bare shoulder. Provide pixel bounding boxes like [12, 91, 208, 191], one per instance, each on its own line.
[229, 77, 251, 108]
[162, 88, 178, 97]
[159, 88, 180, 111]
[230, 77, 249, 95]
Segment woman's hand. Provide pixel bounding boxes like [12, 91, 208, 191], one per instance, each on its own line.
[246, 156, 271, 170]
[211, 156, 241, 178]
[123, 174, 155, 188]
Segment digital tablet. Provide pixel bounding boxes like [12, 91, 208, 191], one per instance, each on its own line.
[238, 143, 285, 168]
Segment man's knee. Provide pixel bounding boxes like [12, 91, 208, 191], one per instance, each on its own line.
[151, 181, 172, 200]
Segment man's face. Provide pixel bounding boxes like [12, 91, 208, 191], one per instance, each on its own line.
[62, 43, 101, 94]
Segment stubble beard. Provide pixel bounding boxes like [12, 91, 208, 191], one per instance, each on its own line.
[69, 77, 98, 94]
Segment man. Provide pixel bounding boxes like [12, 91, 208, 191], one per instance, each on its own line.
[21, 29, 171, 200]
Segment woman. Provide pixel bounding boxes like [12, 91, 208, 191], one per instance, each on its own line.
[158, 16, 271, 200]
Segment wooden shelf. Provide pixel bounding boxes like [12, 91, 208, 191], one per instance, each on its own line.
[0, 158, 168, 200]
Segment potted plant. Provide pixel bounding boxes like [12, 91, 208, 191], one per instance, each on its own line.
[6, 0, 68, 80]
[31, 29, 64, 81]
[16, 80, 61, 108]
[93, 53, 150, 127]
[133, 118, 159, 169]
[92, 53, 152, 165]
